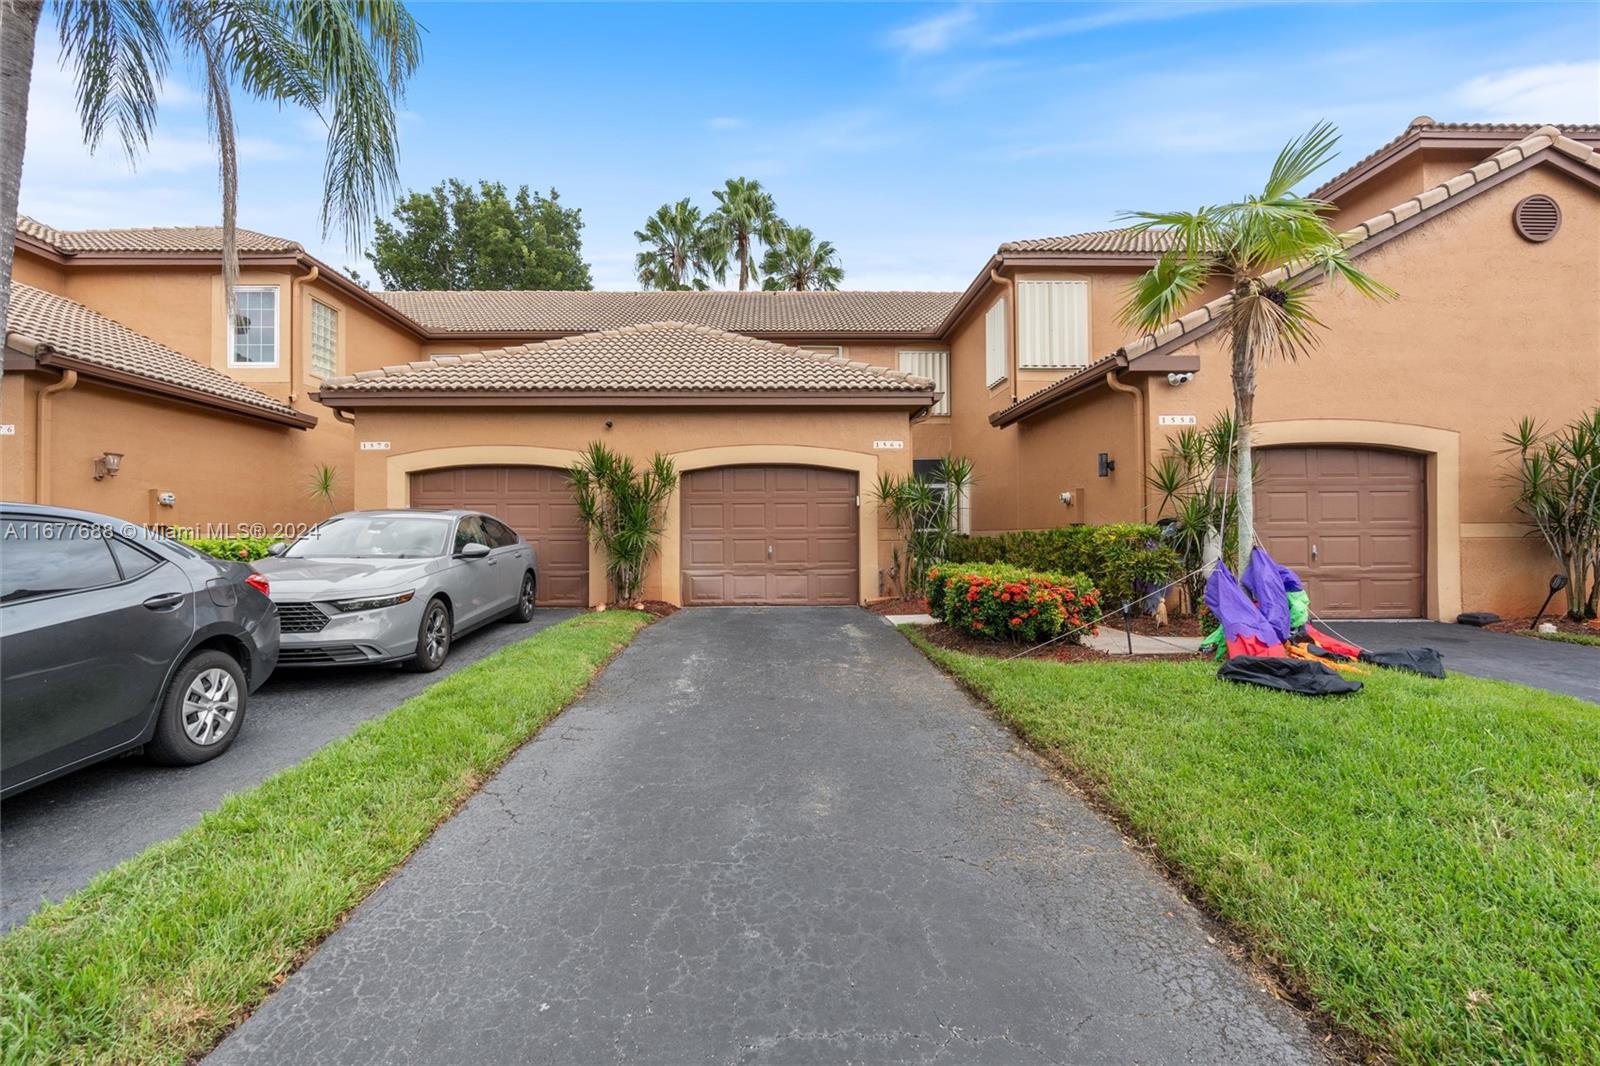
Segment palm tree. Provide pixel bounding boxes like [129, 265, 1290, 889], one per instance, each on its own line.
[1120, 122, 1393, 571]
[759, 225, 843, 291]
[0, 0, 421, 342]
[709, 177, 779, 291]
[633, 197, 724, 290]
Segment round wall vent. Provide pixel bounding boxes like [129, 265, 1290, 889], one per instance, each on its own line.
[1512, 194, 1561, 242]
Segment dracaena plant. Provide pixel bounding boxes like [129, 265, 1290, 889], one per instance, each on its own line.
[569, 442, 678, 604]
[1148, 412, 1242, 614]
[1502, 409, 1600, 620]
[874, 455, 974, 597]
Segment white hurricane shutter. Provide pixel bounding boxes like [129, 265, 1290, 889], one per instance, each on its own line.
[1017, 280, 1089, 369]
[984, 298, 1007, 386]
[898, 349, 949, 416]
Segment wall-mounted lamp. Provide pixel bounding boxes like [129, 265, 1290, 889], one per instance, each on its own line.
[1097, 453, 1115, 478]
[93, 452, 124, 480]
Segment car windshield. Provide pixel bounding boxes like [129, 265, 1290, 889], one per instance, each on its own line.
[285, 515, 451, 559]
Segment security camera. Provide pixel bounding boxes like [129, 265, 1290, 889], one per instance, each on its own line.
[1166, 372, 1195, 387]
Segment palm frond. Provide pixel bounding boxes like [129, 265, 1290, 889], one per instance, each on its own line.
[54, 0, 168, 161]
[1261, 120, 1340, 200]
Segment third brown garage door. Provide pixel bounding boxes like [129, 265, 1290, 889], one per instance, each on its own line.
[409, 465, 589, 606]
[681, 466, 858, 605]
[1254, 446, 1426, 618]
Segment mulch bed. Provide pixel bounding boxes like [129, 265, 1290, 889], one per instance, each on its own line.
[913, 622, 1185, 665]
[1112, 613, 1206, 638]
[1485, 614, 1600, 638]
[866, 596, 930, 616]
[603, 599, 679, 619]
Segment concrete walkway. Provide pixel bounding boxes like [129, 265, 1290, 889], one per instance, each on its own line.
[210, 608, 1326, 1065]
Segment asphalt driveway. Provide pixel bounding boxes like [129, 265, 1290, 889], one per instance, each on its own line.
[0, 609, 576, 929]
[211, 607, 1325, 1065]
[1333, 620, 1599, 702]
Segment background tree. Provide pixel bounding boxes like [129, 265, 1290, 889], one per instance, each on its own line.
[708, 177, 779, 291]
[0, 0, 422, 341]
[368, 180, 591, 290]
[633, 198, 724, 290]
[1121, 122, 1393, 571]
[760, 225, 843, 291]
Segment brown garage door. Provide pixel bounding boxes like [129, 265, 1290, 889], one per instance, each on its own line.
[681, 466, 858, 605]
[409, 466, 588, 606]
[1254, 446, 1425, 618]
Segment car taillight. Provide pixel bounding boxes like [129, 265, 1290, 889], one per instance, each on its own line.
[246, 573, 270, 597]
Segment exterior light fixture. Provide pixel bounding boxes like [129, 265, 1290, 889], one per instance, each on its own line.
[1097, 453, 1115, 478]
[93, 452, 124, 480]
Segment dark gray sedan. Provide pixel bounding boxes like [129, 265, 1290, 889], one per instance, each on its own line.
[255, 510, 538, 671]
[0, 504, 279, 798]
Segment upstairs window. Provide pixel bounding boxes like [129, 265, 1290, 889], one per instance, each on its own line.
[230, 286, 279, 367]
[897, 349, 950, 416]
[984, 298, 1008, 387]
[1017, 280, 1089, 369]
[310, 299, 339, 379]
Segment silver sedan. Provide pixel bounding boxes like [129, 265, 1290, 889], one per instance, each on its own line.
[255, 510, 538, 671]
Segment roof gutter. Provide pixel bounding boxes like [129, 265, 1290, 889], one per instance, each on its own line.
[312, 388, 940, 410]
[1103, 368, 1147, 521]
[35, 367, 78, 505]
[989, 350, 1198, 428]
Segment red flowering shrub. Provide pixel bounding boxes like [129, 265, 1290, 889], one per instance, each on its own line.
[926, 562, 1101, 643]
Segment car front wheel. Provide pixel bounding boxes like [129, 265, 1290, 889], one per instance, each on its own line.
[147, 650, 248, 765]
[508, 571, 537, 623]
[405, 597, 452, 672]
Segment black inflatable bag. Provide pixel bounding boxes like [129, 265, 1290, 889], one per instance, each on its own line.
[1218, 656, 1363, 696]
[1359, 648, 1446, 679]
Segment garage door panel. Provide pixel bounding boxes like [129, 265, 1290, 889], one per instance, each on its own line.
[1255, 446, 1424, 618]
[681, 465, 859, 606]
[409, 465, 588, 607]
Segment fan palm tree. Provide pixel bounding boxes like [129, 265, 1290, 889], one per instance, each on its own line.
[633, 197, 724, 291]
[0, 0, 421, 343]
[759, 225, 843, 291]
[709, 176, 779, 291]
[1120, 121, 1394, 571]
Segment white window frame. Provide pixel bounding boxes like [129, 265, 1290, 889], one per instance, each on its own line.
[229, 285, 280, 368]
[897, 349, 949, 417]
[309, 298, 339, 379]
[984, 297, 1008, 388]
[1017, 279, 1090, 370]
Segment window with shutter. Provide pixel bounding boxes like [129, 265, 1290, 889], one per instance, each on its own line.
[984, 298, 1008, 387]
[897, 350, 949, 416]
[1017, 280, 1089, 369]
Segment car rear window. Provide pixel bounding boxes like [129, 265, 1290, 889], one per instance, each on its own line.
[0, 520, 123, 603]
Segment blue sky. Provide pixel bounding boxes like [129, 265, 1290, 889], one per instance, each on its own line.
[19, 1, 1600, 290]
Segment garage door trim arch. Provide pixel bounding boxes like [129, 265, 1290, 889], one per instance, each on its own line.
[386, 445, 605, 606]
[662, 445, 881, 606]
[1250, 419, 1459, 620]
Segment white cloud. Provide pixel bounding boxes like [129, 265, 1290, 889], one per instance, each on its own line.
[706, 116, 746, 131]
[989, 1, 1256, 46]
[884, 6, 977, 57]
[1454, 61, 1600, 123]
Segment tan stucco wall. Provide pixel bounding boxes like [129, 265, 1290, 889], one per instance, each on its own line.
[346, 405, 916, 606]
[1, 372, 352, 531]
[1015, 384, 1144, 528]
[1133, 162, 1600, 618]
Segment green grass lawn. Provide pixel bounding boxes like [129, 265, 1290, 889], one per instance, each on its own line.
[906, 630, 1600, 1065]
[0, 611, 649, 1066]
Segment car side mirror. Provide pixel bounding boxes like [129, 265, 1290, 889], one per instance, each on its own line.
[458, 542, 491, 560]
[266, 542, 288, 557]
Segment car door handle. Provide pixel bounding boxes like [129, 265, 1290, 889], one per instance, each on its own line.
[143, 592, 184, 611]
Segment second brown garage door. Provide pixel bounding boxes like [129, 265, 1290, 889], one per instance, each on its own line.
[409, 465, 589, 606]
[1254, 446, 1425, 618]
[681, 466, 858, 605]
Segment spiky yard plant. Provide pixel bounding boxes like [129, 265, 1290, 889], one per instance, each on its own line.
[875, 455, 973, 597]
[1502, 409, 1600, 619]
[308, 462, 338, 515]
[1148, 412, 1240, 612]
[569, 442, 678, 604]
[1122, 122, 1394, 571]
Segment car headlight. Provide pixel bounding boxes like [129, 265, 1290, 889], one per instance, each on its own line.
[331, 590, 416, 612]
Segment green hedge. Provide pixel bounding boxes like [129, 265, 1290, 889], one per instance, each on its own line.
[926, 562, 1102, 643]
[944, 524, 1178, 609]
[178, 535, 277, 562]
